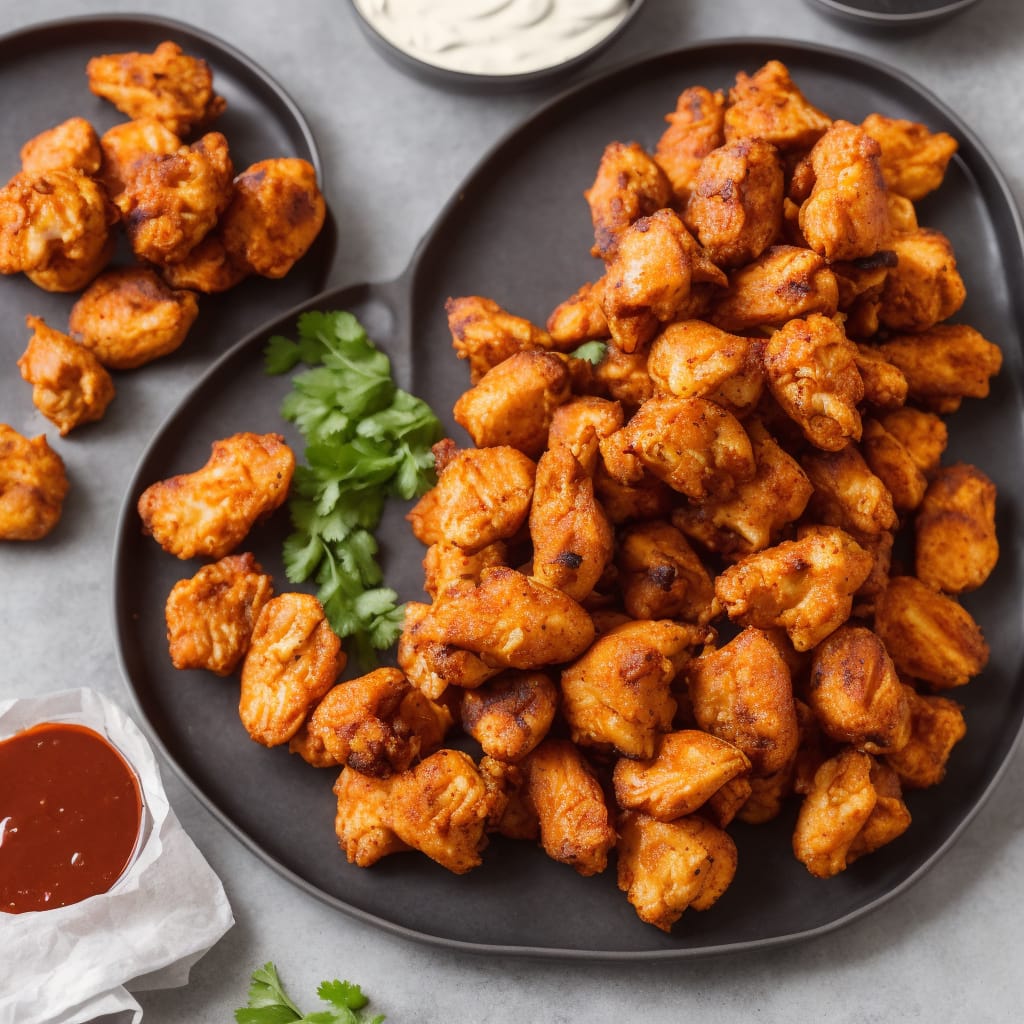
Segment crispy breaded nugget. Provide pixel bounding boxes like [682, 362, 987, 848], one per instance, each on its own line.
[238, 592, 345, 746]
[87, 41, 226, 136]
[655, 86, 726, 203]
[547, 396, 624, 475]
[545, 280, 609, 349]
[852, 343, 908, 409]
[590, 344, 655, 412]
[877, 406, 947, 475]
[802, 445, 898, 536]
[0, 425, 69, 541]
[159, 231, 249, 293]
[422, 540, 507, 600]
[833, 254, 897, 340]
[715, 527, 873, 651]
[333, 767, 407, 867]
[137, 431, 295, 559]
[69, 267, 199, 369]
[18, 316, 115, 436]
[446, 295, 551, 383]
[877, 228, 966, 332]
[860, 418, 928, 513]
[884, 688, 966, 788]
[873, 576, 989, 688]
[845, 758, 912, 865]
[165, 552, 273, 676]
[461, 670, 558, 763]
[617, 812, 737, 931]
[523, 738, 616, 877]
[20, 117, 101, 176]
[915, 463, 998, 593]
[861, 113, 958, 201]
[99, 117, 182, 207]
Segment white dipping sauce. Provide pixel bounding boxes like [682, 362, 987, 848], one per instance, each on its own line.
[354, 0, 632, 76]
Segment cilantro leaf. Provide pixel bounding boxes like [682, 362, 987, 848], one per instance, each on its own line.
[571, 340, 607, 366]
[264, 335, 303, 375]
[318, 980, 368, 1011]
[235, 962, 384, 1024]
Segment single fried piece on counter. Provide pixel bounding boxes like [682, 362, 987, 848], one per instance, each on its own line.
[137, 431, 295, 559]
[18, 315, 115, 436]
[20, 117, 102, 176]
[165, 552, 273, 676]
[0, 424, 69, 541]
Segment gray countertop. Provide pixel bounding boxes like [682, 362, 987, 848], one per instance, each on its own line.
[2, 0, 1022, 1019]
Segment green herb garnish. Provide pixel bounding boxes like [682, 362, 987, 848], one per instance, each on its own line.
[235, 961, 384, 1024]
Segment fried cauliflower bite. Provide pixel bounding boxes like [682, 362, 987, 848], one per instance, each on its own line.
[915, 463, 998, 594]
[0, 425, 69, 541]
[709, 245, 839, 333]
[523, 738, 616, 876]
[238, 592, 345, 746]
[422, 540, 507, 600]
[686, 627, 799, 776]
[86, 41, 226, 136]
[877, 406, 947, 475]
[715, 527, 873, 652]
[724, 60, 832, 152]
[561, 619, 705, 758]
[406, 443, 535, 553]
[860, 113, 958, 201]
[0, 169, 115, 292]
[452, 350, 571, 457]
[878, 324, 1002, 414]
[98, 117, 182, 207]
[593, 465, 675, 526]
[860, 418, 927, 514]
[877, 229, 966, 333]
[671, 418, 813, 559]
[873, 576, 989, 688]
[655, 86, 726, 203]
[617, 812, 737, 932]
[460, 670, 558, 762]
[590, 344, 655, 411]
[884, 688, 966, 789]
[159, 231, 249, 293]
[852, 343, 908, 410]
[616, 520, 718, 624]
[832, 255, 897, 340]
[545, 280, 610, 349]
[846, 759, 912, 865]
[446, 295, 552, 383]
[119, 132, 233, 266]
[584, 141, 673, 259]
[333, 767, 408, 867]
[547, 397, 624, 475]
[796, 120, 890, 262]
[684, 137, 784, 268]
[137, 431, 295, 560]
[164, 552, 273, 676]
[613, 730, 751, 821]
[802, 445, 898, 537]
[17, 315, 115, 436]
[764, 313, 864, 451]
[20, 117, 101, 176]
[68, 267, 199, 369]
[219, 158, 326, 278]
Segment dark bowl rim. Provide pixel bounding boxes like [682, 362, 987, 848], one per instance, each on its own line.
[807, 0, 981, 24]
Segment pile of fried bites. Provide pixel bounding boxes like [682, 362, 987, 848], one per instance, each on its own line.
[138, 61, 1001, 935]
[0, 41, 325, 541]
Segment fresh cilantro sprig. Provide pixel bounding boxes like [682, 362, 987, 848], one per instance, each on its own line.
[235, 961, 385, 1024]
[265, 310, 442, 665]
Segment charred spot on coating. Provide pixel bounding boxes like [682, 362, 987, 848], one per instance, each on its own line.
[648, 564, 677, 590]
[853, 250, 898, 271]
[555, 551, 584, 570]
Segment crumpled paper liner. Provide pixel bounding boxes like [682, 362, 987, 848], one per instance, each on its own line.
[0, 688, 234, 1024]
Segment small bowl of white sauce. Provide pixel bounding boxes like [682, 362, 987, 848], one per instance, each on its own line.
[349, 0, 647, 89]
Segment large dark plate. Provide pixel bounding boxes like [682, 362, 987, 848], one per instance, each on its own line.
[114, 40, 1024, 958]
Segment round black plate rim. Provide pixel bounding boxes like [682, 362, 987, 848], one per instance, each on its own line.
[113, 37, 1024, 960]
[808, 0, 980, 25]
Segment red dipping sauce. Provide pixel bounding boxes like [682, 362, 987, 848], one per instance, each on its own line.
[0, 721, 143, 914]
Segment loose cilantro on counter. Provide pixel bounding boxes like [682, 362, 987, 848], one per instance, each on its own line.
[265, 310, 442, 665]
[235, 961, 384, 1024]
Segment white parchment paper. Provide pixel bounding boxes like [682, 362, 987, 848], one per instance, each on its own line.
[0, 688, 234, 1024]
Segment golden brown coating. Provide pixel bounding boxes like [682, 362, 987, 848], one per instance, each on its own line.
[446, 295, 551, 383]
[715, 527, 874, 651]
[406, 443, 535, 553]
[710, 245, 839, 332]
[545, 280, 610, 349]
[0, 425, 69, 542]
[877, 406, 947, 475]
[119, 132, 233, 266]
[547, 396, 624, 475]
[915, 463, 998, 594]
[461, 670, 558, 763]
[802, 445, 898, 537]
[687, 626, 799, 776]
[845, 759, 911, 865]
[99, 117, 182, 206]
[852, 344, 908, 410]
[333, 767, 407, 867]
[593, 464, 675, 526]
[833, 256, 895, 340]
[860, 113, 958, 201]
[219, 158, 326, 278]
[584, 141, 673, 259]
[137, 431, 295, 560]
[86, 41, 226, 136]
[884, 688, 966, 789]
[589, 345, 655, 412]
[453, 350, 571, 457]
[238, 593, 345, 746]
[860, 418, 928, 514]
[655, 86, 726, 203]
[877, 229, 966, 333]
[616, 520, 718, 624]
[873, 576, 989, 688]
[613, 730, 751, 821]
[0, 169, 115, 292]
[724, 60, 832, 152]
[68, 267, 199, 369]
[808, 625, 911, 754]
[797, 120, 890, 262]
[617, 812, 737, 931]
[523, 738, 616, 877]
[20, 117, 101, 176]
[164, 552, 274, 676]
[17, 315, 115, 436]
[161, 230, 249, 293]
[561, 619, 703, 758]
[763, 313, 864, 451]
[422, 540, 507, 600]
[685, 137, 784, 268]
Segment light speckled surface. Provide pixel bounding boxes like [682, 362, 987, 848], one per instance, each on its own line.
[1, 0, 1022, 1019]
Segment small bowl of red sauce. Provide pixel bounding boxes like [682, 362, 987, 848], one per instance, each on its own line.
[0, 720, 146, 915]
